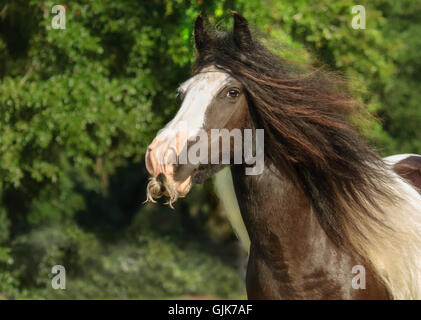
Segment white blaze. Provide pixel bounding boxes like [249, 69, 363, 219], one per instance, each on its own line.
[158, 66, 230, 142]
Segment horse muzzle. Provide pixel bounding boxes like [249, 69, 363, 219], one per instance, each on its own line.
[145, 134, 193, 207]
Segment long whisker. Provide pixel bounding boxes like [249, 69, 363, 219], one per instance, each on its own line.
[144, 176, 179, 209]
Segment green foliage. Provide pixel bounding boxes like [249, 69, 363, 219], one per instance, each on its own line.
[375, 0, 421, 153]
[10, 222, 100, 291]
[0, 206, 19, 298]
[25, 233, 242, 299]
[0, 0, 420, 299]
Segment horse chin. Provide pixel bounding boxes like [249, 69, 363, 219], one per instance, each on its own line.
[145, 174, 192, 209]
[145, 164, 227, 207]
[191, 163, 227, 184]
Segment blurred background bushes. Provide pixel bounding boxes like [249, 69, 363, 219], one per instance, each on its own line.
[0, 0, 420, 299]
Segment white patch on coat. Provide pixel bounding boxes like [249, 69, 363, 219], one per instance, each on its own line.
[383, 154, 419, 166]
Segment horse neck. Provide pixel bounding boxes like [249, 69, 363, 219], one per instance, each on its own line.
[230, 162, 390, 299]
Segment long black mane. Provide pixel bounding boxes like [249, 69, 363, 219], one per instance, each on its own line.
[193, 15, 397, 248]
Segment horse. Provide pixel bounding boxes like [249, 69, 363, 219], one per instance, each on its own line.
[145, 12, 421, 299]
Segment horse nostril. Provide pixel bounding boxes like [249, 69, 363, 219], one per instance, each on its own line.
[156, 173, 166, 184]
[156, 173, 167, 193]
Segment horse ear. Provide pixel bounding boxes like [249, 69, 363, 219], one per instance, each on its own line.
[232, 11, 252, 48]
[194, 15, 212, 53]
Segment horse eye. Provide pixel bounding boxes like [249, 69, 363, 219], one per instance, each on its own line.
[227, 89, 240, 98]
